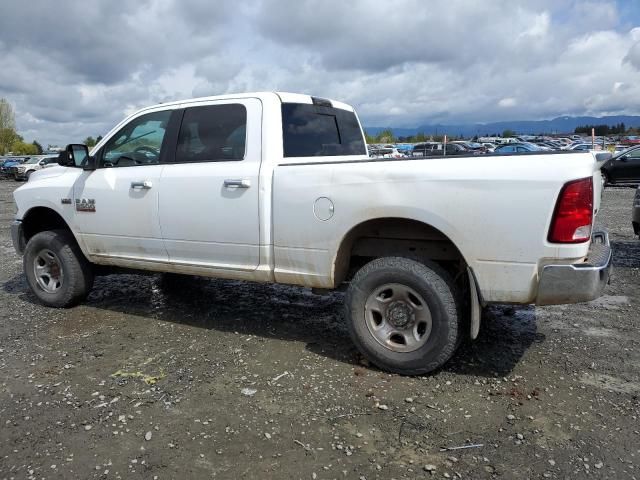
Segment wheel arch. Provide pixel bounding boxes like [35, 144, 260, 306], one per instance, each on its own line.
[21, 206, 75, 245]
[332, 216, 470, 286]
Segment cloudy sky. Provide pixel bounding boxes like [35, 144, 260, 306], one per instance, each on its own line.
[1, 0, 640, 146]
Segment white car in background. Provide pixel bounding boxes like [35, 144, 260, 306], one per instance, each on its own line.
[481, 142, 496, 152]
[382, 147, 404, 158]
[570, 143, 602, 151]
[12, 155, 59, 181]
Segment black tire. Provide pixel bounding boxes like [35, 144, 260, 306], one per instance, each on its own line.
[345, 257, 462, 375]
[23, 230, 94, 308]
[25, 170, 33, 181]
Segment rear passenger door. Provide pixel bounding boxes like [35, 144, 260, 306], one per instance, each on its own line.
[158, 98, 262, 270]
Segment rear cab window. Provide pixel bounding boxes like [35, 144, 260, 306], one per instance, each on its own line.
[175, 104, 247, 163]
[281, 102, 366, 157]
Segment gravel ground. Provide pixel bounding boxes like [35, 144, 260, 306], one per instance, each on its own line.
[0, 180, 639, 480]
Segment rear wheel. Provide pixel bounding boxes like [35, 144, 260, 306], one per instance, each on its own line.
[345, 257, 462, 375]
[23, 230, 94, 308]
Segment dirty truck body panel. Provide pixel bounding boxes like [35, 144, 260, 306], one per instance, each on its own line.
[272, 153, 603, 303]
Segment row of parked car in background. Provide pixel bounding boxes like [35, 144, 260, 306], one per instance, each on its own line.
[0, 154, 59, 181]
[369, 138, 640, 185]
[368, 135, 631, 158]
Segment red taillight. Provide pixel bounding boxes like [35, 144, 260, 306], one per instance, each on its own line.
[548, 177, 593, 243]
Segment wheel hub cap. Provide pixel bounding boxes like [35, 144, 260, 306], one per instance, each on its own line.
[386, 301, 415, 329]
[33, 249, 64, 293]
[364, 283, 433, 353]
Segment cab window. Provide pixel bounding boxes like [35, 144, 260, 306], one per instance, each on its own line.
[282, 103, 366, 157]
[101, 110, 171, 167]
[174, 104, 247, 163]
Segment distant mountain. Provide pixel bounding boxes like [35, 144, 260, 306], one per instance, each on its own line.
[364, 115, 640, 138]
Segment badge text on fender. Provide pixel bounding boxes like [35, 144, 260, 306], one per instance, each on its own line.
[75, 198, 96, 212]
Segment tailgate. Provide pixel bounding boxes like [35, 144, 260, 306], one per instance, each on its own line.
[592, 152, 610, 215]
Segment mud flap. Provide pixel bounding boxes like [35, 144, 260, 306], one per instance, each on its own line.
[467, 267, 481, 340]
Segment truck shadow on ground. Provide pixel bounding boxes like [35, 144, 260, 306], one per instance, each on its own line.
[3, 273, 542, 378]
[610, 239, 640, 268]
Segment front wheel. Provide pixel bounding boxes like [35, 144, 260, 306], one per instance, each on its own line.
[23, 230, 94, 308]
[345, 257, 462, 375]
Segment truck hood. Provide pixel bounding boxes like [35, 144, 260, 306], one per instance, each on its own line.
[28, 165, 69, 182]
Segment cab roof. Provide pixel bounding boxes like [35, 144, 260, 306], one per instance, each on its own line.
[137, 92, 354, 115]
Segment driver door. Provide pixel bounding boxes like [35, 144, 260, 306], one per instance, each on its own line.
[73, 108, 178, 263]
[620, 148, 640, 182]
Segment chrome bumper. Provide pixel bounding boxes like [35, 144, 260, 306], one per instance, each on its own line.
[11, 220, 25, 256]
[536, 230, 612, 306]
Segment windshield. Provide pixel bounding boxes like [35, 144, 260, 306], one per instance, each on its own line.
[25, 157, 40, 164]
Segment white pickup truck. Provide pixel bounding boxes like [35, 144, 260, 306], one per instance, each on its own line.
[11, 92, 612, 374]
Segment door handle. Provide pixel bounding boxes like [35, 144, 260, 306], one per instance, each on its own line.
[224, 179, 251, 188]
[131, 180, 152, 189]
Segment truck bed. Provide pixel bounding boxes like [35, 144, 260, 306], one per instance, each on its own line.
[272, 151, 603, 303]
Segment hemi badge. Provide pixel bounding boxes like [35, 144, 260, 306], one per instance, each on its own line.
[61, 198, 72, 204]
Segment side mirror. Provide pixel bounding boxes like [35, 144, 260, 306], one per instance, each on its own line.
[60, 144, 96, 170]
[619, 155, 628, 162]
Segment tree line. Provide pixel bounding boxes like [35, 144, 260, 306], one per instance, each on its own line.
[0, 98, 42, 155]
[366, 124, 640, 145]
[365, 128, 518, 144]
[574, 123, 628, 136]
[366, 129, 463, 144]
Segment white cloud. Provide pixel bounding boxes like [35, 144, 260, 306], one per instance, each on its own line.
[0, 0, 639, 145]
[498, 98, 517, 108]
[518, 12, 551, 39]
[624, 40, 640, 69]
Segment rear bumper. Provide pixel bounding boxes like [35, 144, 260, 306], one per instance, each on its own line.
[536, 230, 612, 306]
[11, 220, 25, 256]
